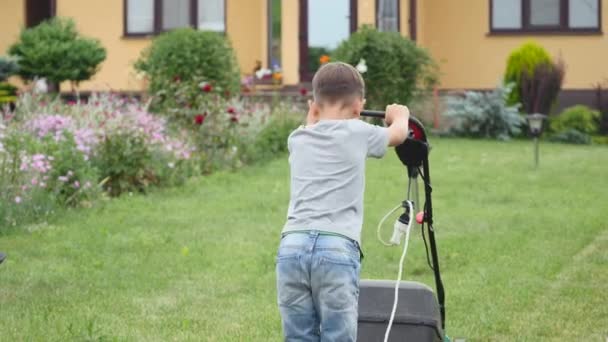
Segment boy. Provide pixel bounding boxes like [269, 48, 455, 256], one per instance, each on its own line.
[276, 62, 410, 341]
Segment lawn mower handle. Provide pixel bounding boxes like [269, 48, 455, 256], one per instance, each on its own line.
[361, 109, 446, 330]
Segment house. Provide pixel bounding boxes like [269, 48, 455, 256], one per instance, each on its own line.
[1, 0, 606, 107]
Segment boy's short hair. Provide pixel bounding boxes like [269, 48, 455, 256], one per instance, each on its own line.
[312, 62, 365, 107]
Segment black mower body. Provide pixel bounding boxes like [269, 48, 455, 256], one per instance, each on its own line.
[357, 280, 444, 342]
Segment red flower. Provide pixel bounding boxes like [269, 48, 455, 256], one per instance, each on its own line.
[194, 113, 206, 125]
[173, 75, 181, 83]
[299, 87, 308, 96]
[67, 100, 76, 106]
[201, 83, 213, 92]
[227, 107, 236, 114]
[230, 115, 239, 123]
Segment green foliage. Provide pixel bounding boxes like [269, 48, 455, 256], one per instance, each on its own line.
[549, 129, 591, 145]
[332, 26, 438, 109]
[0, 82, 18, 105]
[8, 18, 106, 86]
[444, 84, 524, 140]
[504, 42, 552, 106]
[248, 110, 302, 163]
[550, 105, 600, 135]
[0, 56, 19, 81]
[94, 133, 154, 197]
[135, 28, 240, 110]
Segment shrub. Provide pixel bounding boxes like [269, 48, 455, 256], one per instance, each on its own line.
[9, 18, 106, 89]
[193, 98, 302, 173]
[504, 42, 552, 106]
[0, 56, 19, 82]
[519, 59, 564, 115]
[444, 84, 523, 140]
[248, 107, 302, 163]
[549, 129, 591, 145]
[550, 105, 599, 135]
[332, 26, 438, 109]
[0, 82, 18, 108]
[135, 28, 241, 114]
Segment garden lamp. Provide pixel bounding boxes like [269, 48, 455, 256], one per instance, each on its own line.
[526, 113, 547, 168]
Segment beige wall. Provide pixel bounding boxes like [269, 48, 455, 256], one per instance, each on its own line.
[281, 0, 299, 85]
[0, 0, 25, 86]
[419, 0, 608, 90]
[0, 0, 24, 54]
[227, 0, 268, 75]
[56, 0, 149, 91]
[1, 0, 268, 91]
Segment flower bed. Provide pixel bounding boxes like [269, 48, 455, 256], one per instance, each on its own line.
[1, 91, 303, 228]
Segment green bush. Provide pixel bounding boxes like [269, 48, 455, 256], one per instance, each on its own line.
[249, 111, 302, 163]
[0, 56, 19, 82]
[504, 42, 552, 106]
[549, 129, 591, 145]
[9, 18, 106, 88]
[444, 84, 524, 140]
[332, 26, 438, 109]
[550, 105, 599, 135]
[135, 28, 241, 112]
[0, 82, 18, 106]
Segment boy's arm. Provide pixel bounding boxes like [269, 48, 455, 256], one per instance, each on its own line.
[385, 104, 410, 147]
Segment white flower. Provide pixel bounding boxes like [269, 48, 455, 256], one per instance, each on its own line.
[168, 162, 175, 169]
[356, 58, 367, 74]
[255, 68, 272, 80]
[34, 77, 48, 94]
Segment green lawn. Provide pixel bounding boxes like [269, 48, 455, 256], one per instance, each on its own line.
[1, 139, 607, 341]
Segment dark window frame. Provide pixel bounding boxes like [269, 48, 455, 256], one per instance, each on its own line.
[375, 0, 401, 33]
[123, 0, 227, 37]
[489, 0, 602, 35]
[298, 0, 358, 82]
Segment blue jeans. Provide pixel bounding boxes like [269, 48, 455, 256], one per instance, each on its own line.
[276, 231, 362, 342]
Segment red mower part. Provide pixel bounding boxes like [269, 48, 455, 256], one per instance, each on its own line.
[416, 211, 425, 224]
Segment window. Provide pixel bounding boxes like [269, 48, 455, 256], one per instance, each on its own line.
[377, 0, 400, 32]
[124, 0, 226, 36]
[490, 0, 601, 33]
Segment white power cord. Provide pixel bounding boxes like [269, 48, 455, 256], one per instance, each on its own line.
[376, 201, 414, 342]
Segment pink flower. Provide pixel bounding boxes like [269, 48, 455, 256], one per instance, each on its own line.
[227, 107, 236, 115]
[74, 181, 80, 189]
[31, 178, 38, 186]
[15, 196, 22, 204]
[68, 100, 77, 106]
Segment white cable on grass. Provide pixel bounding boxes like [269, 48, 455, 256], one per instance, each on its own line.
[383, 201, 414, 342]
[376, 204, 402, 246]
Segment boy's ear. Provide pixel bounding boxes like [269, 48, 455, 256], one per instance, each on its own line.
[307, 100, 320, 125]
[353, 98, 365, 118]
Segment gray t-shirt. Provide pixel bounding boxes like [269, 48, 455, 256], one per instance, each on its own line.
[283, 119, 389, 244]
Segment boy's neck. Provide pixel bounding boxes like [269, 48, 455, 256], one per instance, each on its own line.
[318, 106, 358, 120]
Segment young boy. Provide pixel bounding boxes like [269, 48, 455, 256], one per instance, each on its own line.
[276, 62, 410, 341]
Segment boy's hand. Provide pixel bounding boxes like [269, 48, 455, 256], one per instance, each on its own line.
[385, 104, 410, 146]
[385, 104, 410, 125]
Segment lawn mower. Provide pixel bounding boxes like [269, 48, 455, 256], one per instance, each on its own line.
[358, 110, 447, 342]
